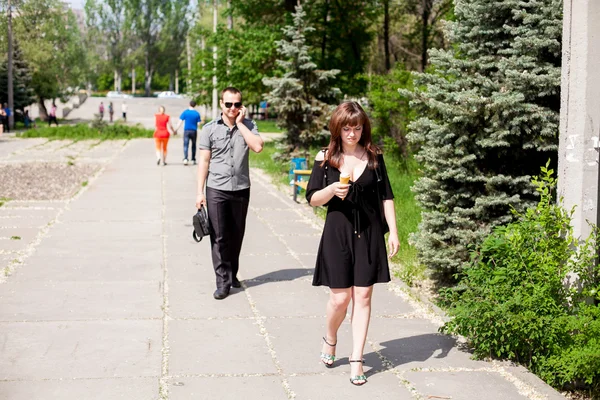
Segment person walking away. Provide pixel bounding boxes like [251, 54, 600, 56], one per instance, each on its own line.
[0, 105, 5, 136]
[108, 102, 114, 122]
[153, 106, 176, 166]
[122, 102, 128, 122]
[3, 103, 11, 133]
[99, 102, 105, 120]
[195, 87, 264, 300]
[174, 100, 203, 165]
[48, 103, 59, 126]
[305, 101, 399, 386]
[24, 109, 31, 129]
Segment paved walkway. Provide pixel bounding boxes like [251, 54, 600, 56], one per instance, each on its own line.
[0, 138, 565, 399]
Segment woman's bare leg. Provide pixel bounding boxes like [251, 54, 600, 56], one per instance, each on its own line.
[349, 285, 373, 383]
[321, 288, 351, 365]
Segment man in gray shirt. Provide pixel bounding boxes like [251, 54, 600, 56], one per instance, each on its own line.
[196, 87, 264, 300]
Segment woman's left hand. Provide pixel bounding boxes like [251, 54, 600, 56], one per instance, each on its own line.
[387, 234, 400, 258]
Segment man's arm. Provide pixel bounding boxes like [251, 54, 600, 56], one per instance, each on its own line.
[195, 149, 211, 208]
[174, 119, 183, 134]
[236, 107, 263, 153]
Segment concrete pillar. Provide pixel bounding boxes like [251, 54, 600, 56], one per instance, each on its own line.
[558, 0, 600, 240]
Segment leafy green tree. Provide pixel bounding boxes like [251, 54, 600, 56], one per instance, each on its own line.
[156, 0, 192, 91]
[125, 0, 164, 96]
[263, 5, 340, 152]
[13, 0, 87, 118]
[366, 64, 414, 157]
[84, 0, 131, 91]
[233, 0, 376, 96]
[190, 24, 280, 105]
[404, 0, 562, 279]
[0, 40, 35, 111]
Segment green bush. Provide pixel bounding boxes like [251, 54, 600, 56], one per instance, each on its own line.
[365, 65, 414, 158]
[17, 122, 153, 140]
[441, 163, 600, 394]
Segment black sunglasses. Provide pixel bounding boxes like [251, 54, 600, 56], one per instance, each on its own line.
[224, 102, 243, 109]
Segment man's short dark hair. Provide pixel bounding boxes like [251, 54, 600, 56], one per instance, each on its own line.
[221, 87, 242, 100]
[189, 100, 196, 107]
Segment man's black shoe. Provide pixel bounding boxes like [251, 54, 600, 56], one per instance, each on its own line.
[213, 288, 230, 300]
[232, 278, 241, 288]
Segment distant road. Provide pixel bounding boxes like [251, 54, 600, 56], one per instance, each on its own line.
[30, 96, 208, 130]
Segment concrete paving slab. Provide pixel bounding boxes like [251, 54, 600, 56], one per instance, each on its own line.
[263, 317, 359, 374]
[264, 218, 322, 236]
[242, 255, 311, 282]
[0, 207, 61, 220]
[168, 319, 278, 375]
[0, 215, 51, 229]
[13, 252, 163, 282]
[368, 318, 483, 370]
[0, 237, 30, 252]
[0, 377, 159, 400]
[241, 233, 291, 256]
[0, 138, 47, 159]
[0, 281, 162, 321]
[0, 320, 162, 380]
[288, 372, 413, 400]
[247, 280, 328, 317]
[279, 234, 321, 255]
[169, 376, 287, 400]
[168, 281, 253, 319]
[168, 251, 213, 282]
[371, 285, 416, 316]
[405, 370, 529, 400]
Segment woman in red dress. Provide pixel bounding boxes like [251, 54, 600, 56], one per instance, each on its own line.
[154, 106, 176, 166]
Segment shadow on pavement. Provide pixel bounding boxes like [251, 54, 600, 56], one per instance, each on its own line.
[359, 334, 459, 377]
[243, 268, 314, 288]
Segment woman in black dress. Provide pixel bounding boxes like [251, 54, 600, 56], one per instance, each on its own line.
[306, 101, 400, 386]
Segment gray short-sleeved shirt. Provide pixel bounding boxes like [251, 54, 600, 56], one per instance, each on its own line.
[198, 114, 260, 191]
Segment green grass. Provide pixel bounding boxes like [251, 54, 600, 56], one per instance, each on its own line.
[17, 122, 153, 141]
[10, 236, 21, 240]
[250, 141, 422, 271]
[255, 120, 282, 133]
[0, 197, 11, 207]
[82, 181, 88, 187]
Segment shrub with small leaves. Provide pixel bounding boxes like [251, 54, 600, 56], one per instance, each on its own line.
[441, 162, 600, 394]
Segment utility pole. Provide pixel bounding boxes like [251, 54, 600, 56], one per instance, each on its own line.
[558, 0, 600, 240]
[7, 0, 14, 130]
[212, 0, 218, 121]
[186, 35, 192, 94]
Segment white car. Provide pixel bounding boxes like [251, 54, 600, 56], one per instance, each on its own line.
[156, 91, 183, 98]
[107, 91, 133, 99]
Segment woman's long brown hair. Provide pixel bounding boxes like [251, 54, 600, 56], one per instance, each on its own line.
[323, 101, 379, 169]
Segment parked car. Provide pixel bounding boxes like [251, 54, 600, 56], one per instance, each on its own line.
[156, 91, 183, 99]
[107, 91, 133, 99]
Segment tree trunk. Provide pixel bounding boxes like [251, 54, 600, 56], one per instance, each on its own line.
[38, 98, 48, 121]
[175, 69, 179, 93]
[421, 0, 432, 72]
[320, 0, 329, 66]
[384, 0, 390, 71]
[169, 74, 174, 91]
[144, 53, 152, 97]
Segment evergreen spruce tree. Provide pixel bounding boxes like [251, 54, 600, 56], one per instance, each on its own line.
[405, 0, 562, 280]
[263, 5, 341, 152]
[0, 40, 36, 111]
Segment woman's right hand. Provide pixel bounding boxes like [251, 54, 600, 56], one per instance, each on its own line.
[329, 182, 350, 199]
[195, 193, 206, 209]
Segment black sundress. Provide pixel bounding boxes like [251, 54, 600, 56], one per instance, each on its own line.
[306, 153, 395, 288]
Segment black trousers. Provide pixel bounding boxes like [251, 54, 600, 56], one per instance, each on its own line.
[206, 187, 250, 290]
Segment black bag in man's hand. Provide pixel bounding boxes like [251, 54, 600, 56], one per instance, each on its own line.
[192, 206, 210, 242]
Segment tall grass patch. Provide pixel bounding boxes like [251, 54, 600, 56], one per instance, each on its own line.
[17, 122, 153, 140]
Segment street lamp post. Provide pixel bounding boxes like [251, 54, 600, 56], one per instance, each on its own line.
[7, 0, 14, 130]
